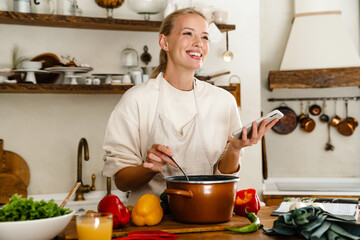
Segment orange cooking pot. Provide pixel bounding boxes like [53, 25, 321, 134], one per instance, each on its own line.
[164, 175, 239, 224]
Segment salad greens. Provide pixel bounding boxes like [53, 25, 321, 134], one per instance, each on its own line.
[0, 194, 71, 222]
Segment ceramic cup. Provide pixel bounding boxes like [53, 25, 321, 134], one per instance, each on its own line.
[57, 0, 74, 15]
[122, 74, 131, 84]
[213, 10, 228, 24]
[131, 71, 142, 85]
[14, 0, 31, 13]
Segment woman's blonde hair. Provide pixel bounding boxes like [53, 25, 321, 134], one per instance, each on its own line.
[150, 8, 206, 78]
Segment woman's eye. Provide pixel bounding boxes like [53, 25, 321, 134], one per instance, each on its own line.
[202, 36, 209, 41]
[183, 32, 193, 36]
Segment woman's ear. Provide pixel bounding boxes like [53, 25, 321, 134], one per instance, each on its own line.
[159, 34, 169, 51]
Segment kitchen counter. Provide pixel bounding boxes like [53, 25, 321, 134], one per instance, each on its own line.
[263, 178, 360, 205]
[57, 206, 302, 240]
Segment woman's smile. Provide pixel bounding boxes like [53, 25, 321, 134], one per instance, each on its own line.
[186, 50, 203, 60]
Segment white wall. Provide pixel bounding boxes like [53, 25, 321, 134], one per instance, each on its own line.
[0, 0, 263, 197]
[260, 0, 360, 179]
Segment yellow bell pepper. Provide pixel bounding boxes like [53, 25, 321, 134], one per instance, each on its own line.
[131, 194, 163, 226]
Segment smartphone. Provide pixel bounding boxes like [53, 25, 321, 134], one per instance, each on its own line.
[232, 110, 284, 139]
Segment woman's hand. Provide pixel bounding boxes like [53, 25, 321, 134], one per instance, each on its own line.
[143, 144, 177, 172]
[231, 118, 279, 149]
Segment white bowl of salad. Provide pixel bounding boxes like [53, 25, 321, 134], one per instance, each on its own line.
[0, 194, 75, 240]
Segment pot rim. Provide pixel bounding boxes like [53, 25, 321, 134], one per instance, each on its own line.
[165, 175, 239, 184]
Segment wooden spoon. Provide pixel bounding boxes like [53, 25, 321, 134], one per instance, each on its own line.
[60, 182, 81, 208]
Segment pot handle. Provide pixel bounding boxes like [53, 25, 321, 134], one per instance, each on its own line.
[164, 189, 193, 198]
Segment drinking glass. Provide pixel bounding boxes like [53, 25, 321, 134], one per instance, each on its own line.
[76, 212, 113, 240]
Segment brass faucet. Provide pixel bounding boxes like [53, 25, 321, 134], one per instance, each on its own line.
[74, 138, 96, 201]
[106, 177, 111, 196]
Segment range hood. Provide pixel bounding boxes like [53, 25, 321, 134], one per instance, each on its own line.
[268, 8, 360, 90]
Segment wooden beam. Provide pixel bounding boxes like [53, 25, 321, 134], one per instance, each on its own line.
[0, 11, 235, 32]
[0, 83, 133, 94]
[268, 67, 360, 91]
[0, 83, 236, 94]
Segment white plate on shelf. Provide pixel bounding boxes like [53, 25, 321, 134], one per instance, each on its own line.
[13, 69, 48, 73]
[92, 73, 124, 76]
[45, 67, 93, 73]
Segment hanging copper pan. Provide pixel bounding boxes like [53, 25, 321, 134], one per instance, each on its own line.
[271, 104, 298, 134]
[337, 100, 358, 136]
[330, 100, 341, 127]
[299, 102, 316, 133]
[309, 103, 322, 116]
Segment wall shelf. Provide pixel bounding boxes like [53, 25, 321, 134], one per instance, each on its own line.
[0, 83, 235, 94]
[268, 67, 360, 91]
[0, 11, 236, 94]
[0, 11, 236, 32]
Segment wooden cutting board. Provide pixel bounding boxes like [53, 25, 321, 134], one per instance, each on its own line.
[0, 139, 30, 186]
[0, 139, 30, 204]
[0, 173, 27, 204]
[59, 214, 256, 239]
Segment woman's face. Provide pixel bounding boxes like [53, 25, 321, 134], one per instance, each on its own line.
[161, 13, 209, 71]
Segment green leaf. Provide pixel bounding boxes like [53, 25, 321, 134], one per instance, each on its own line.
[0, 194, 71, 222]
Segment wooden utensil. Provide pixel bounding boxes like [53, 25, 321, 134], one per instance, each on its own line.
[261, 112, 268, 180]
[229, 75, 241, 107]
[195, 71, 231, 81]
[31, 53, 62, 84]
[59, 208, 277, 239]
[0, 139, 30, 187]
[60, 182, 81, 208]
[325, 123, 335, 151]
[0, 173, 27, 204]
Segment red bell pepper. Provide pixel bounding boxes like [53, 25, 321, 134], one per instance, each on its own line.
[97, 194, 130, 228]
[114, 230, 178, 240]
[233, 188, 261, 217]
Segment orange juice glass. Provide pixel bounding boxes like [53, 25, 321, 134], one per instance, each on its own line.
[76, 212, 113, 240]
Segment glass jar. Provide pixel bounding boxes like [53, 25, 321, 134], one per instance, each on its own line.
[127, 0, 167, 20]
[121, 46, 139, 68]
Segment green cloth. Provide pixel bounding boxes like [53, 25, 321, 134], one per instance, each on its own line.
[263, 206, 360, 240]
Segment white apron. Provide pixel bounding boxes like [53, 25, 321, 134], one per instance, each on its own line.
[127, 77, 214, 205]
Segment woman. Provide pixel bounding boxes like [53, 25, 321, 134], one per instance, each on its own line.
[103, 8, 277, 205]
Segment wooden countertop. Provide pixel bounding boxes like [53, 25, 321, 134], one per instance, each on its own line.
[57, 206, 302, 240]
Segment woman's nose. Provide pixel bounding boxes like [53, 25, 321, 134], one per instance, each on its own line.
[193, 35, 203, 47]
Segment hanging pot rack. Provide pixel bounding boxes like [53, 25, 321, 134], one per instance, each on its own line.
[268, 96, 360, 102]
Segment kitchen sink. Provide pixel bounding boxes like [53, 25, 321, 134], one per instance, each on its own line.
[29, 190, 128, 213]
